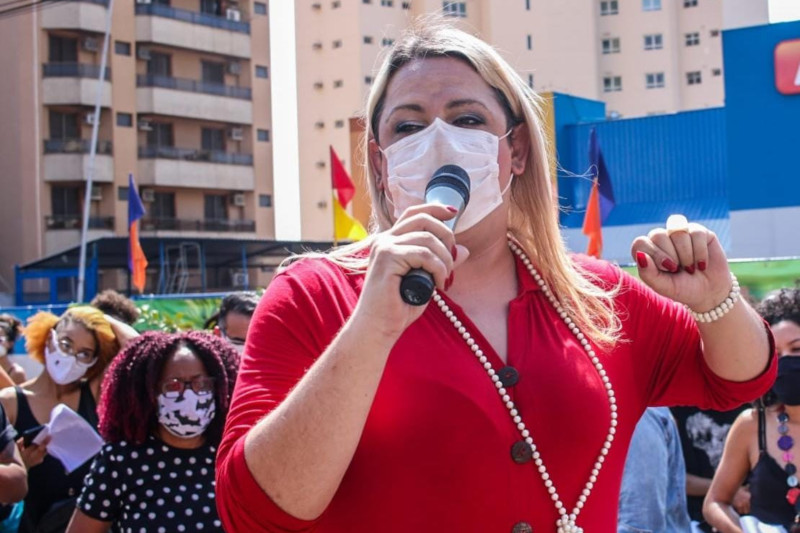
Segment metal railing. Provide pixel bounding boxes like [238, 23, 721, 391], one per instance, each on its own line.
[134, 3, 250, 34]
[140, 217, 255, 232]
[136, 73, 251, 100]
[44, 139, 113, 155]
[46, 215, 115, 230]
[138, 145, 252, 165]
[75, 0, 110, 5]
[43, 63, 111, 81]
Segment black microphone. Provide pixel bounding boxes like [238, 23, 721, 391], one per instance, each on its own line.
[399, 165, 471, 306]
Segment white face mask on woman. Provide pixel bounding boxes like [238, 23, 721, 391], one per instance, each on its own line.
[381, 118, 513, 233]
[45, 330, 96, 385]
[157, 390, 216, 439]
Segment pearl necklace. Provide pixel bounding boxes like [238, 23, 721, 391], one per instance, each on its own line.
[431, 240, 617, 533]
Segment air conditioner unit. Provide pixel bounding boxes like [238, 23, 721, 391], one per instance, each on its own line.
[314, 121, 325, 129]
[84, 112, 98, 125]
[140, 188, 155, 202]
[231, 271, 248, 287]
[82, 37, 99, 52]
[136, 0, 152, 4]
[137, 119, 153, 131]
[315, 160, 326, 168]
[231, 193, 246, 207]
[137, 47, 151, 60]
[311, 3, 321, 9]
[313, 81, 323, 89]
[227, 62, 241, 75]
[226, 8, 241, 21]
[312, 41, 323, 50]
[90, 185, 102, 201]
[228, 127, 244, 141]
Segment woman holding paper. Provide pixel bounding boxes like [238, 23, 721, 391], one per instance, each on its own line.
[65, 330, 239, 533]
[0, 307, 119, 533]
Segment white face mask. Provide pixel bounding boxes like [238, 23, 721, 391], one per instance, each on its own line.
[381, 118, 513, 233]
[45, 330, 96, 385]
[157, 389, 216, 439]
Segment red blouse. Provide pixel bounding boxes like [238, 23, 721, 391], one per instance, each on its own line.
[216, 254, 775, 533]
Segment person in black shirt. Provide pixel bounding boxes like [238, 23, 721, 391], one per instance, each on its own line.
[0, 400, 26, 528]
[66, 331, 239, 533]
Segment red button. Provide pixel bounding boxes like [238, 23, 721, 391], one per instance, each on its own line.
[775, 39, 800, 95]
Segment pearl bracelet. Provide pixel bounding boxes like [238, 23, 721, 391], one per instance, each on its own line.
[686, 273, 741, 323]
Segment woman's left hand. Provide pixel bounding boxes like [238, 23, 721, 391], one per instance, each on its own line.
[630, 215, 733, 312]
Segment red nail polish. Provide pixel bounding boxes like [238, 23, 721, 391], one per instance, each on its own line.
[661, 258, 679, 272]
[445, 206, 458, 213]
[698, 261, 707, 271]
[636, 252, 648, 269]
[684, 264, 696, 274]
[451, 245, 458, 261]
[445, 273, 454, 291]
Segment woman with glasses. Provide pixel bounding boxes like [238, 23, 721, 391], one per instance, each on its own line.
[65, 330, 239, 533]
[0, 307, 120, 533]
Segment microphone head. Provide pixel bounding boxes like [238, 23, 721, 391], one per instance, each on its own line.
[426, 165, 470, 207]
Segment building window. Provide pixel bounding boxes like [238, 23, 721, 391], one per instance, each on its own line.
[686, 71, 702, 85]
[644, 33, 663, 50]
[200, 0, 222, 16]
[642, 0, 661, 11]
[527, 35, 533, 50]
[363, 35, 373, 44]
[333, 79, 343, 88]
[712, 68, 722, 76]
[683, 0, 697, 6]
[381, 0, 393, 5]
[202, 128, 225, 151]
[525, 0, 530, 9]
[151, 192, 175, 219]
[257, 129, 270, 142]
[528, 74, 534, 88]
[254, 2, 267, 14]
[332, 39, 342, 48]
[255, 65, 269, 78]
[602, 76, 622, 92]
[116, 112, 133, 127]
[117, 187, 129, 201]
[685, 32, 700, 46]
[443, 1, 466, 17]
[49, 111, 79, 140]
[645, 72, 664, 88]
[365, 76, 373, 84]
[600, 0, 618, 15]
[114, 41, 131, 56]
[51, 185, 81, 218]
[49, 35, 78, 62]
[710, 29, 720, 37]
[601, 38, 620, 54]
[147, 123, 174, 148]
[147, 52, 171, 77]
[401, 1, 410, 7]
[363, 0, 372, 3]
[382, 37, 395, 46]
[332, 1, 341, 8]
[259, 194, 272, 208]
[204, 194, 227, 221]
[202, 61, 225, 84]
[334, 120, 345, 128]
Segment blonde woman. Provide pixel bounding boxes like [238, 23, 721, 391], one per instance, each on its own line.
[0, 307, 120, 533]
[216, 20, 774, 533]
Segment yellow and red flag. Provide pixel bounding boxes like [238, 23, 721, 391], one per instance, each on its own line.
[330, 146, 367, 241]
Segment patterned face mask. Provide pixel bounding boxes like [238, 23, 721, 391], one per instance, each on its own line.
[157, 389, 216, 439]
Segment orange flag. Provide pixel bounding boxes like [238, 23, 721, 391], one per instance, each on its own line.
[582, 178, 602, 258]
[128, 174, 148, 293]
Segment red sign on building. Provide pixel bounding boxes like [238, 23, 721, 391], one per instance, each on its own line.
[775, 39, 800, 95]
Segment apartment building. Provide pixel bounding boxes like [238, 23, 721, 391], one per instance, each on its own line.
[0, 0, 770, 299]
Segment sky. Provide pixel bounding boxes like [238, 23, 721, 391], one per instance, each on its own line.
[769, 0, 800, 22]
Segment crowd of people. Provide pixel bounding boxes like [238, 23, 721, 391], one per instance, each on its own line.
[0, 19, 794, 533]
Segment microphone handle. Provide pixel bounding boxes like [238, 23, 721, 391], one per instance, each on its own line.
[399, 268, 435, 306]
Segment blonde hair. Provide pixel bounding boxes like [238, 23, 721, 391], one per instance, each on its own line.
[298, 19, 621, 347]
[25, 306, 120, 381]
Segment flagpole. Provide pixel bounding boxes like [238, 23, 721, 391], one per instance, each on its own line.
[77, 0, 115, 303]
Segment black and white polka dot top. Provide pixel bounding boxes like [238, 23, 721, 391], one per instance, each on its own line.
[77, 437, 223, 533]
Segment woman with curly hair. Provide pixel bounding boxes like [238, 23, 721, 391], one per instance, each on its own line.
[705, 288, 800, 532]
[0, 314, 26, 386]
[66, 330, 239, 533]
[0, 307, 120, 533]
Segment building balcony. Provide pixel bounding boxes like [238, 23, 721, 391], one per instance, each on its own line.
[43, 139, 114, 183]
[136, 74, 252, 124]
[45, 215, 115, 230]
[41, 0, 109, 33]
[42, 63, 112, 107]
[140, 217, 255, 233]
[137, 146, 254, 190]
[135, 4, 250, 59]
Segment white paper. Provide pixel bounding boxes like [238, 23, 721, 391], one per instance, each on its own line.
[33, 403, 104, 473]
[740, 516, 788, 533]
